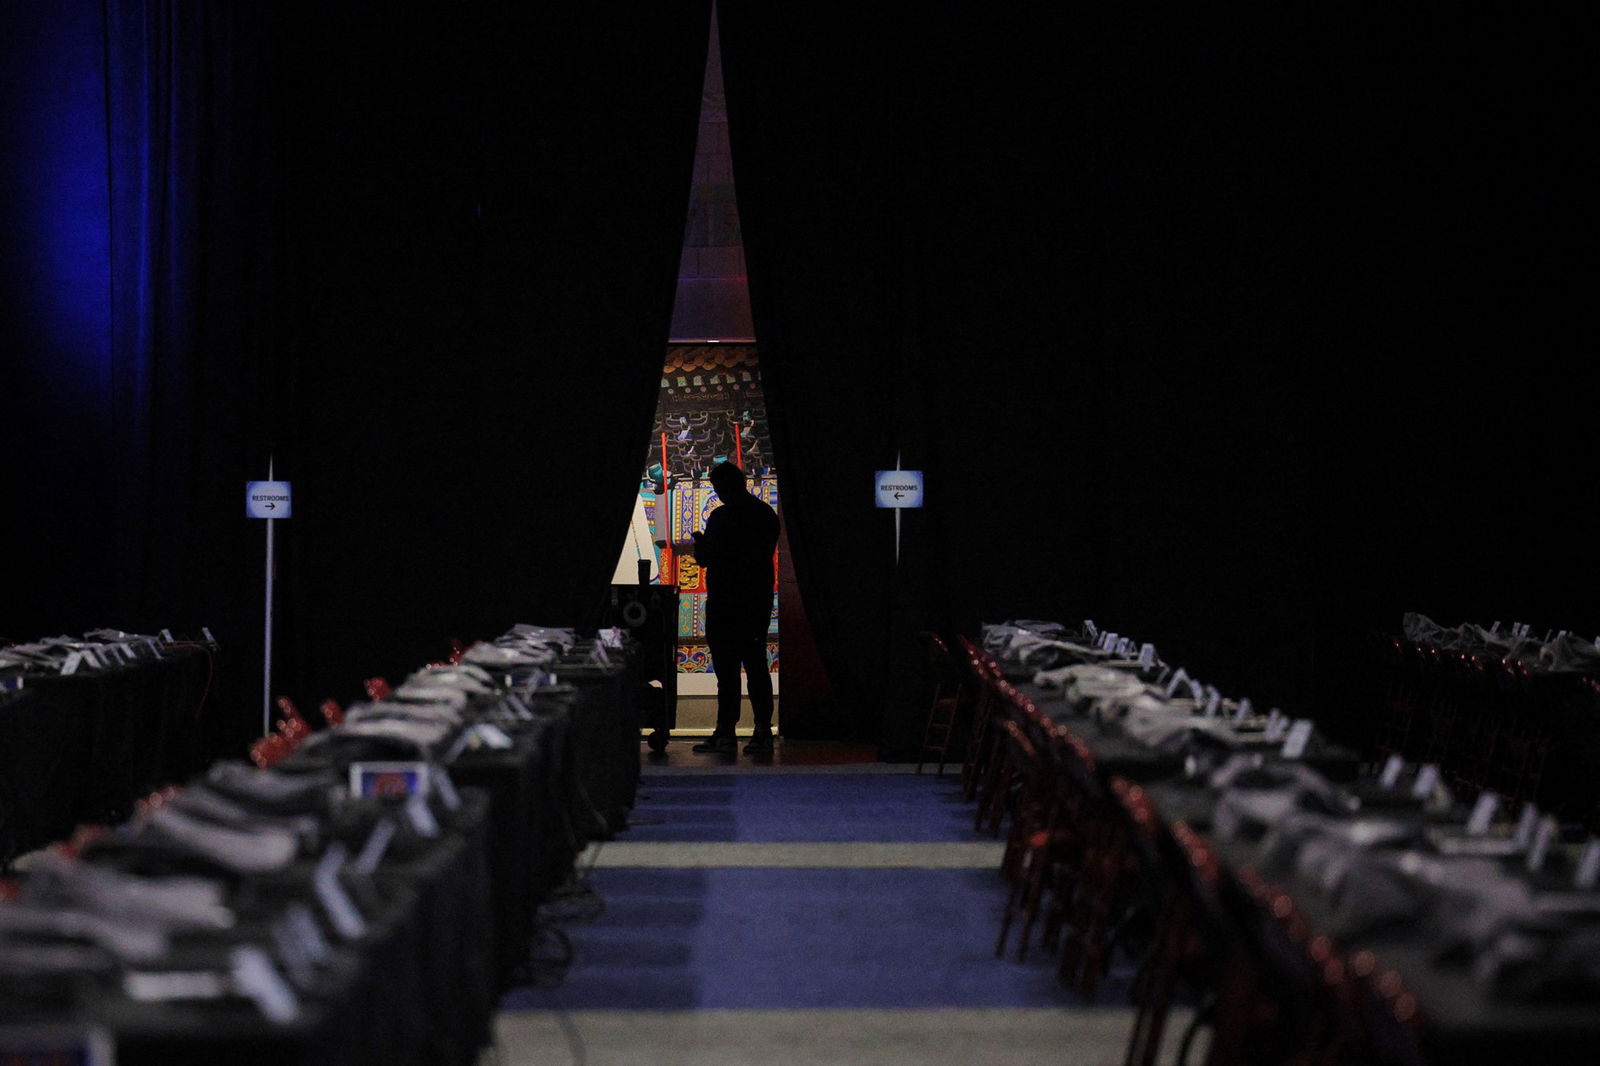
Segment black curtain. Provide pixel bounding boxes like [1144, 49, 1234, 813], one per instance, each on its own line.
[721, 6, 1324, 753]
[717, 2, 909, 741]
[4, 0, 277, 756]
[1308, 11, 1598, 723]
[6, 3, 1592, 759]
[5, 1, 710, 745]
[274, 1, 711, 705]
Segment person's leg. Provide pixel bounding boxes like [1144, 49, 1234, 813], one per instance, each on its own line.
[702, 625, 742, 743]
[743, 629, 773, 733]
[740, 603, 774, 753]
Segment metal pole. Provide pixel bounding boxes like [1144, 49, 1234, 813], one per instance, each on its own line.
[894, 449, 903, 567]
[262, 456, 274, 737]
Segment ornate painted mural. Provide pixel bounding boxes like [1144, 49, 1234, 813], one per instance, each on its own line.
[640, 344, 778, 673]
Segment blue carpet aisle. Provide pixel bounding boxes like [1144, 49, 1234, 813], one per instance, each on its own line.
[491, 750, 1188, 1065]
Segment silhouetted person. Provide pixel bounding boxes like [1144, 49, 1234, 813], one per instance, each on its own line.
[688, 462, 779, 754]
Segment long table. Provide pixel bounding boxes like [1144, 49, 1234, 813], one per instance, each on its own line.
[1, 644, 215, 868]
[994, 658, 1600, 1064]
[1, 634, 644, 1065]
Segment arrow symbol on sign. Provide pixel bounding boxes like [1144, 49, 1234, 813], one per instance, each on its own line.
[894, 492, 904, 500]
[264, 502, 276, 511]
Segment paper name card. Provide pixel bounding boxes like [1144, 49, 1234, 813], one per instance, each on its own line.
[313, 844, 366, 941]
[1410, 764, 1441, 800]
[286, 903, 332, 966]
[1203, 690, 1222, 718]
[229, 945, 301, 1025]
[404, 791, 440, 838]
[349, 761, 430, 798]
[1379, 755, 1405, 789]
[124, 970, 228, 1001]
[353, 818, 398, 876]
[430, 766, 462, 811]
[1138, 643, 1156, 667]
[1575, 838, 1600, 890]
[1164, 668, 1190, 698]
[1514, 803, 1541, 850]
[271, 917, 319, 991]
[1466, 791, 1499, 836]
[1527, 815, 1560, 872]
[1280, 720, 1314, 759]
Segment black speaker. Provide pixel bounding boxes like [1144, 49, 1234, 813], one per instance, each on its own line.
[597, 585, 679, 743]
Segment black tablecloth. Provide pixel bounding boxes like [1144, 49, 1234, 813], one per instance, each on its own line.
[1, 647, 213, 867]
[1144, 778, 1600, 1065]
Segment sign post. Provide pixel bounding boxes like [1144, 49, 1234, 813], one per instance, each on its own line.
[874, 456, 924, 566]
[247, 462, 292, 738]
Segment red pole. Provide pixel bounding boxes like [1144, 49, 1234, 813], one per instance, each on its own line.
[659, 432, 672, 584]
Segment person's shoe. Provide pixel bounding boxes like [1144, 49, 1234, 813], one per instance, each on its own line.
[691, 735, 736, 754]
[742, 731, 774, 755]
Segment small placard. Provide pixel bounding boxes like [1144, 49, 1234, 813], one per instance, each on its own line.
[60, 651, 84, 676]
[1527, 815, 1560, 872]
[229, 945, 301, 1025]
[1082, 619, 1098, 640]
[348, 761, 430, 798]
[1164, 668, 1189, 698]
[405, 791, 440, 838]
[1466, 791, 1499, 836]
[430, 766, 462, 812]
[353, 819, 398, 876]
[245, 480, 293, 519]
[873, 469, 925, 509]
[270, 917, 319, 991]
[472, 722, 514, 750]
[1138, 643, 1156, 668]
[1514, 803, 1541, 849]
[286, 903, 331, 966]
[1574, 838, 1600, 890]
[1203, 689, 1222, 718]
[1280, 719, 1315, 759]
[1237, 697, 1254, 721]
[313, 844, 366, 940]
[1379, 754, 1405, 789]
[1410, 764, 1441, 800]
[1102, 631, 1119, 651]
